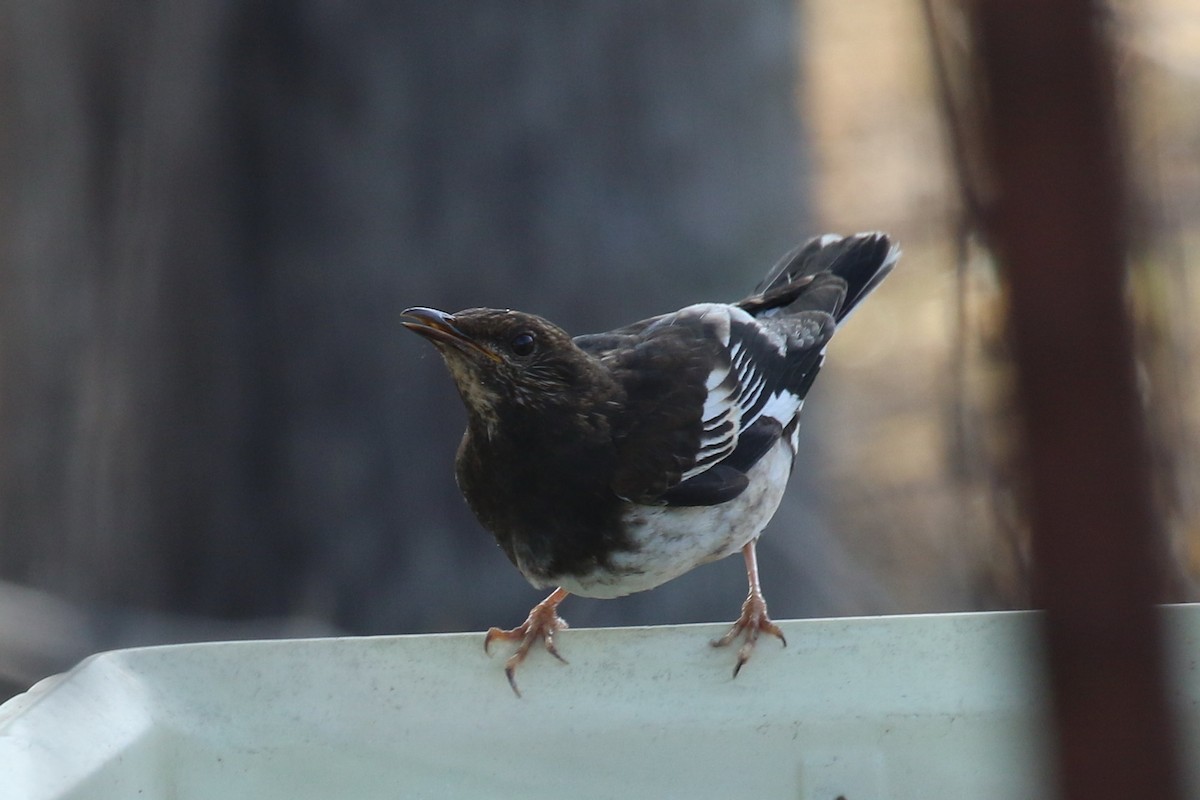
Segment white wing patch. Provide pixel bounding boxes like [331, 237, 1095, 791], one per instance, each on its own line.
[677, 306, 805, 481]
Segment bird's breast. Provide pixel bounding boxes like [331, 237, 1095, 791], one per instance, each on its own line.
[455, 415, 632, 586]
[554, 437, 796, 599]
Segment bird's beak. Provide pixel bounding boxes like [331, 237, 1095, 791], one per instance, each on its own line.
[401, 307, 502, 363]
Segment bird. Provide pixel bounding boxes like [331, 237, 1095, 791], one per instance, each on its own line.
[402, 232, 898, 695]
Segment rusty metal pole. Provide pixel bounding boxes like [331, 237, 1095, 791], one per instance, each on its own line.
[971, 2, 1183, 798]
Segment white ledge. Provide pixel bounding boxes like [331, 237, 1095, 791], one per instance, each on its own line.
[3, 607, 1200, 799]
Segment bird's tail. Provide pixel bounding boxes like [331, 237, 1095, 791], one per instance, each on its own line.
[740, 232, 899, 324]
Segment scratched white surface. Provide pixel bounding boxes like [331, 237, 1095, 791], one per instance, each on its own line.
[5, 607, 1197, 800]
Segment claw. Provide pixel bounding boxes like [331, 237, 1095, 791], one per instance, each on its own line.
[484, 587, 570, 697]
[712, 590, 786, 677]
[712, 541, 785, 677]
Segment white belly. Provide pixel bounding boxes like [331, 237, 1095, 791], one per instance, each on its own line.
[556, 439, 795, 599]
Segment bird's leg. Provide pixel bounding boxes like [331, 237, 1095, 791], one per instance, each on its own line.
[484, 586, 570, 697]
[711, 540, 786, 677]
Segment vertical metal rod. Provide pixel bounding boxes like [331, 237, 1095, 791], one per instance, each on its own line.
[971, 2, 1183, 798]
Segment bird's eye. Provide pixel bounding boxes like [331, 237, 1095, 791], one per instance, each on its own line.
[509, 331, 536, 357]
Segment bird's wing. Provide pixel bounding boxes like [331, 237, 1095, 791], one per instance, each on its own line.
[590, 303, 832, 507]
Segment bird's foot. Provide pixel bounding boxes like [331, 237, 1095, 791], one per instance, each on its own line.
[711, 590, 786, 678]
[484, 588, 570, 697]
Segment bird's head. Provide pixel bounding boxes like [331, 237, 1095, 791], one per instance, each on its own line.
[402, 306, 599, 424]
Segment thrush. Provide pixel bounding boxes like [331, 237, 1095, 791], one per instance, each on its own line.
[403, 232, 898, 695]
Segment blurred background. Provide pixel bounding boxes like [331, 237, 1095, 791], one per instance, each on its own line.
[0, 1, 1197, 702]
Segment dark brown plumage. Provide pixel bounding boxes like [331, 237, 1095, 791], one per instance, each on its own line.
[403, 232, 898, 695]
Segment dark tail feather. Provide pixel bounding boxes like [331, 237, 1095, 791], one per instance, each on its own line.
[739, 232, 899, 323]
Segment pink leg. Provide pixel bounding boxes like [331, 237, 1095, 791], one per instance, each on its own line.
[484, 587, 570, 697]
[711, 541, 786, 677]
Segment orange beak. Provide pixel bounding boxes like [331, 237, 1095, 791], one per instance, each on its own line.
[401, 307, 502, 363]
